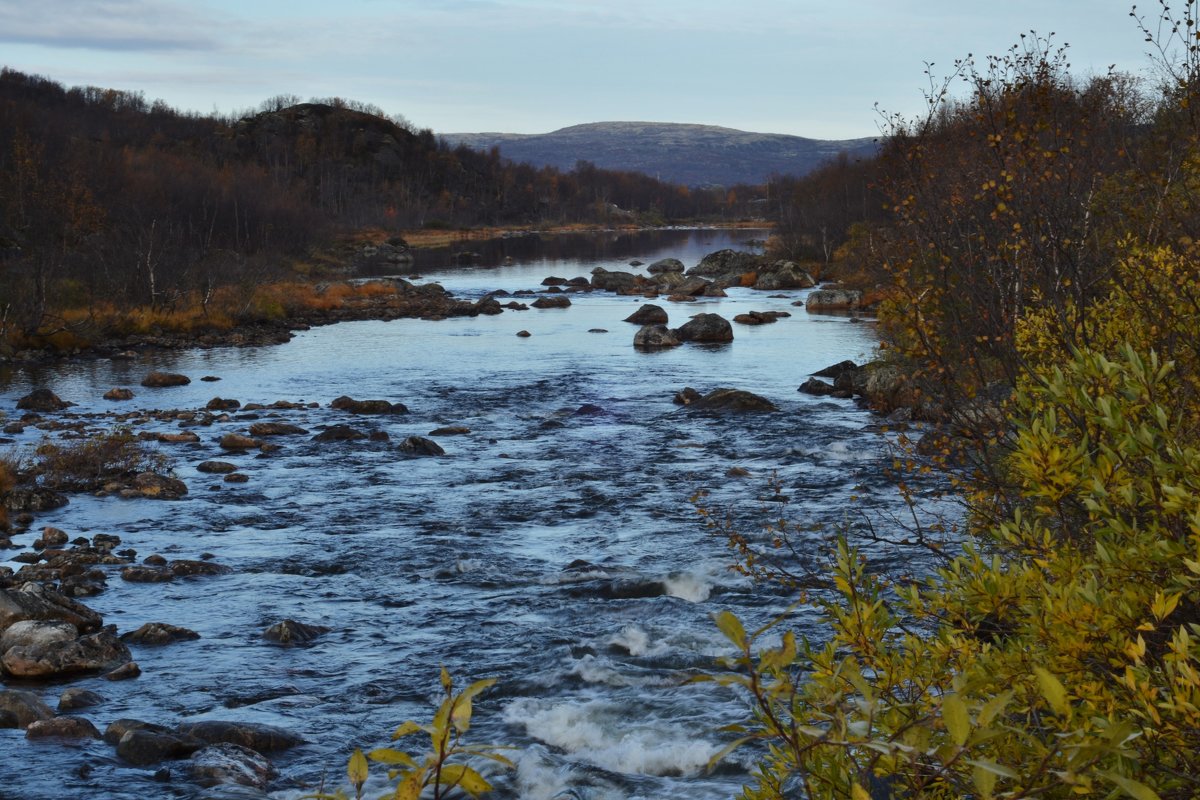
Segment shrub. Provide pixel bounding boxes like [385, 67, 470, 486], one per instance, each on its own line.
[709, 345, 1200, 800]
[34, 427, 171, 490]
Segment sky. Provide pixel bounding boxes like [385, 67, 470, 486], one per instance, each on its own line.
[0, 0, 1179, 139]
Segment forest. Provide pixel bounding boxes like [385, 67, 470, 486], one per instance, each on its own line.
[0, 67, 763, 353]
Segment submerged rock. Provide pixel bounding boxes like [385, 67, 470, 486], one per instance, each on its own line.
[399, 436, 445, 456]
[247, 422, 308, 436]
[263, 619, 330, 645]
[197, 461, 238, 474]
[0, 689, 55, 728]
[116, 727, 205, 765]
[312, 425, 368, 442]
[141, 372, 191, 388]
[687, 388, 778, 413]
[330, 396, 408, 415]
[121, 622, 201, 646]
[531, 295, 571, 309]
[103, 388, 135, 401]
[58, 688, 104, 711]
[176, 720, 304, 752]
[131, 472, 188, 499]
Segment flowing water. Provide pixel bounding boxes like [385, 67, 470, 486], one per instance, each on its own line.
[0, 228, 942, 799]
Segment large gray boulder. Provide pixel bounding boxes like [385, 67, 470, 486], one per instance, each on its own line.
[0, 584, 103, 635]
[673, 313, 734, 343]
[687, 388, 778, 413]
[590, 268, 642, 294]
[646, 258, 685, 274]
[688, 249, 762, 278]
[633, 325, 681, 349]
[805, 288, 862, 311]
[754, 262, 816, 290]
[177, 720, 304, 752]
[189, 743, 278, 789]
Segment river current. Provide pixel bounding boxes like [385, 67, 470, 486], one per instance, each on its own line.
[0, 228, 933, 799]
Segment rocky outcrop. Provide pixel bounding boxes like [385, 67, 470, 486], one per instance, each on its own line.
[633, 325, 681, 349]
[624, 304, 668, 325]
[16, 388, 72, 412]
[673, 313, 734, 343]
[686, 388, 778, 413]
[141, 372, 191, 388]
[798, 377, 840, 397]
[330, 396, 408, 414]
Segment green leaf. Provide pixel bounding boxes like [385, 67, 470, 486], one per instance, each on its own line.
[367, 747, 416, 768]
[942, 694, 970, 746]
[1103, 772, 1162, 800]
[714, 610, 747, 649]
[347, 748, 368, 787]
[1034, 667, 1069, 716]
[437, 764, 492, 798]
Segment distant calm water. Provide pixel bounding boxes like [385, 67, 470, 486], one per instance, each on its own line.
[1, 229, 940, 800]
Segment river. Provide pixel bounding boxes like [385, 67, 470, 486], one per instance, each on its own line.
[0, 228, 933, 800]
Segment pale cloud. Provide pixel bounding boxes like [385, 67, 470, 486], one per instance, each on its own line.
[0, 0, 222, 51]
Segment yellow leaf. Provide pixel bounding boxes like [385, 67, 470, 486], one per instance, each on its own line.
[393, 769, 424, 800]
[451, 694, 473, 734]
[942, 694, 970, 746]
[438, 764, 492, 798]
[714, 610, 747, 649]
[440, 665, 453, 692]
[368, 748, 416, 768]
[347, 748, 368, 786]
[391, 721, 423, 740]
[1103, 772, 1162, 800]
[973, 762, 997, 799]
[1034, 667, 1069, 716]
[851, 785, 871, 800]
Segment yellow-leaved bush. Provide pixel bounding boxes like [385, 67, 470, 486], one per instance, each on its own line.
[709, 345, 1200, 800]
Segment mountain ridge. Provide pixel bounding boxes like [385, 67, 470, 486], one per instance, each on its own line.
[442, 121, 879, 187]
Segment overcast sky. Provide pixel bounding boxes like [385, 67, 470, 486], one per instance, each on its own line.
[0, 0, 1175, 139]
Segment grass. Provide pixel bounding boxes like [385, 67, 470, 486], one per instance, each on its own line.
[33, 428, 171, 491]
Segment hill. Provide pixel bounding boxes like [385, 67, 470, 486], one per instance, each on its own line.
[442, 122, 879, 187]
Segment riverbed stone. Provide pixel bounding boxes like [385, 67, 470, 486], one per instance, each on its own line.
[805, 288, 862, 311]
[130, 472, 188, 499]
[58, 688, 104, 711]
[142, 372, 191, 388]
[121, 565, 175, 583]
[170, 560, 232, 577]
[798, 377, 839, 397]
[248, 422, 308, 436]
[3, 488, 69, 513]
[188, 742, 278, 789]
[647, 258, 685, 274]
[219, 434, 263, 451]
[0, 584, 103, 634]
[103, 388, 135, 401]
[633, 324, 681, 349]
[312, 425, 367, 442]
[121, 622, 201, 646]
[0, 619, 77, 653]
[103, 661, 141, 681]
[330, 396, 408, 415]
[116, 727, 205, 765]
[157, 431, 201, 444]
[673, 313, 734, 343]
[0, 689, 55, 728]
[428, 426, 471, 436]
[16, 388, 72, 412]
[197, 461, 238, 474]
[624, 304, 668, 325]
[26, 716, 101, 739]
[531, 295, 571, 309]
[589, 268, 640, 293]
[1, 629, 131, 678]
[177, 720, 304, 752]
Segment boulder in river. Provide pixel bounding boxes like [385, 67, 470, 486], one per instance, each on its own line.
[672, 276, 712, 296]
[686, 388, 778, 413]
[0, 584, 102, 634]
[0, 689, 55, 728]
[3, 487, 69, 513]
[206, 397, 241, 411]
[188, 742, 279, 789]
[247, 422, 308, 437]
[219, 434, 263, 451]
[16, 388, 72, 412]
[0, 620, 77, 653]
[58, 688, 104, 711]
[646, 258, 685, 274]
[805, 288, 863, 312]
[312, 425, 368, 443]
[673, 313, 734, 343]
[811, 359, 859, 379]
[633, 324, 681, 349]
[531, 295, 571, 309]
[623, 304, 668, 325]
[330, 396, 408, 415]
[131, 472, 188, 499]
[26, 716, 101, 739]
[1, 628, 131, 678]
[590, 268, 641, 293]
[733, 311, 788, 325]
[115, 726, 205, 765]
[398, 436, 445, 456]
[263, 619, 330, 645]
[753, 261, 816, 290]
[688, 249, 762, 278]
[673, 387, 702, 405]
[121, 622, 201, 646]
[798, 377, 840, 397]
[197, 461, 238, 474]
[141, 372, 191, 388]
[103, 388, 135, 401]
[177, 720, 305, 752]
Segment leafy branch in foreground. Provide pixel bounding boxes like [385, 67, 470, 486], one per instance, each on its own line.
[705, 346, 1200, 800]
[309, 668, 512, 800]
